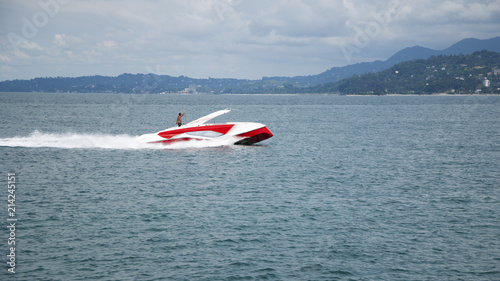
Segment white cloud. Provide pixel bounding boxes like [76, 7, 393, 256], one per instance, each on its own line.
[54, 34, 66, 47]
[98, 40, 117, 49]
[13, 51, 30, 60]
[19, 41, 43, 51]
[0, 55, 12, 63]
[53, 33, 84, 47]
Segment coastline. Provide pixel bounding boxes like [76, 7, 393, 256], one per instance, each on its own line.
[0, 91, 499, 96]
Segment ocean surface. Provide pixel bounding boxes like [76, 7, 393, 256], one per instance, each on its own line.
[1, 92, 499, 281]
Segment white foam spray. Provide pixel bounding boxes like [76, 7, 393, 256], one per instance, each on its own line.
[0, 131, 239, 150]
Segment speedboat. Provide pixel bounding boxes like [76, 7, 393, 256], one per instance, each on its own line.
[138, 109, 273, 145]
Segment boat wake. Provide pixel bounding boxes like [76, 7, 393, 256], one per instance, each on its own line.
[0, 131, 238, 150]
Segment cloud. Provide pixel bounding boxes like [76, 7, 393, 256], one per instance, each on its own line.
[98, 40, 117, 49]
[0, 55, 12, 63]
[19, 41, 43, 51]
[0, 0, 499, 81]
[54, 33, 66, 47]
[53, 33, 84, 47]
[402, 0, 500, 24]
[13, 51, 30, 60]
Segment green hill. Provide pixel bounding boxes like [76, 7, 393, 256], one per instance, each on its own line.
[308, 50, 500, 95]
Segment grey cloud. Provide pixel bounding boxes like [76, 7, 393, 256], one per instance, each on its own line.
[0, 0, 499, 81]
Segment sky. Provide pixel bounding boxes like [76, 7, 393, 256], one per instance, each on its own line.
[1, 0, 500, 81]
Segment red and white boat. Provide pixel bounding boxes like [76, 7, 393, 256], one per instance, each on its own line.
[139, 109, 273, 145]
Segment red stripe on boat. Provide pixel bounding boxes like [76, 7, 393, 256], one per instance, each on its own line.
[158, 124, 235, 139]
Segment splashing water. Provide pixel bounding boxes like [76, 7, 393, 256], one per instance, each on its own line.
[0, 131, 238, 150]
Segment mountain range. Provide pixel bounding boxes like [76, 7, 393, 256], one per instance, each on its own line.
[1, 36, 499, 94]
[271, 36, 500, 86]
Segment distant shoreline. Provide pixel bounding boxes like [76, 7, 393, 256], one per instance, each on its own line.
[346, 93, 500, 97]
[1, 92, 499, 96]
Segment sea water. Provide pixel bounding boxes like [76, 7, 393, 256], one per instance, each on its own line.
[1, 92, 499, 280]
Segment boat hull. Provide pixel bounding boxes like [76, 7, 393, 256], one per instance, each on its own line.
[139, 122, 273, 145]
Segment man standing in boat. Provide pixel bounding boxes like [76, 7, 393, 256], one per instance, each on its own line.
[177, 111, 185, 127]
